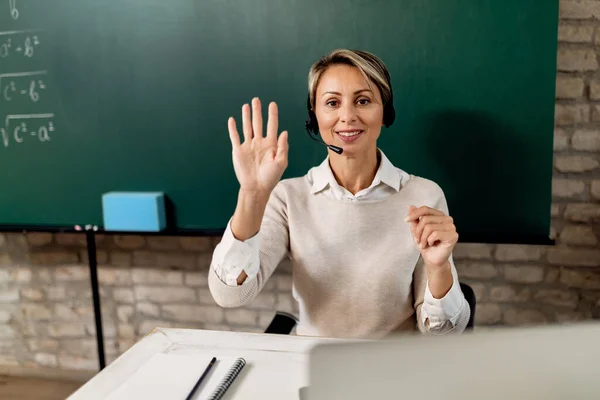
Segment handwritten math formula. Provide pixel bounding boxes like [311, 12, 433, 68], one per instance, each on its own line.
[1, 0, 56, 148]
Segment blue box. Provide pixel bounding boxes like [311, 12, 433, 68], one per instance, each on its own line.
[102, 192, 166, 232]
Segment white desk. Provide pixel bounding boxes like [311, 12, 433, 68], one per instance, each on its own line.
[68, 328, 345, 400]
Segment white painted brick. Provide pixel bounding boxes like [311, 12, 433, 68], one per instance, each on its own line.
[565, 204, 600, 222]
[555, 156, 599, 172]
[113, 288, 135, 304]
[48, 323, 86, 338]
[117, 306, 134, 323]
[27, 233, 53, 247]
[34, 353, 57, 367]
[554, 129, 570, 151]
[592, 181, 600, 199]
[503, 309, 547, 326]
[224, 309, 258, 326]
[0, 325, 15, 339]
[455, 263, 498, 279]
[555, 104, 589, 125]
[572, 129, 600, 151]
[45, 287, 66, 301]
[558, 23, 594, 43]
[58, 354, 97, 371]
[504, 265, 545, 284]
[28, 340, 59, 352]
[185, 272, 208, 287]
[132, 269, 183, 285]
[495, 245, 544, 261]
[248, 292, 276, 310]
[0, 288, 20, 303]
[135, 286, 196, 303]
[552, 179, 585, 198]
[162, 305, 224, 323]
[137, 302, 160, 318]
[11, 268, 32, 283]
[560, 0, 600, 19]
[560, 225, 598, 246]
[37, 269, 52, 283]
[21, 304, 52, 320]
[534, 289, 578, 308]
[114, 235, 145, 250]
[277, 275, 293, 291]
[0, 310, 12, 323]
[180, 237, 211, 252]
[452, 243, 494, 260]
[557, 48, 598, 71]
[548, 247, 600, 267]
[259, 311, 276, 328]
[98, 268, 132, 285]
[118, 323, 136, 339]
[21, 288, 44, 301]
[197, 288, 215, 305]
[55, 266, 88, 281]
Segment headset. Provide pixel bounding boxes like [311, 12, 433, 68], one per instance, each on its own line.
[304, 78, 396, 155]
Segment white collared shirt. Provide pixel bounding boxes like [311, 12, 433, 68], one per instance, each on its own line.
[212, 149, 465, 332]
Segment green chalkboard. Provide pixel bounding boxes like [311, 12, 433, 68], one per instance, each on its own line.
[0, 0, 558, 242]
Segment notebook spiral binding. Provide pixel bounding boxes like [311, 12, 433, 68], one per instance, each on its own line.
[207, 358, 246, 400]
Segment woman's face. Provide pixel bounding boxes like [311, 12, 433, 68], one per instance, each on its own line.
[314, 64, 385, 158]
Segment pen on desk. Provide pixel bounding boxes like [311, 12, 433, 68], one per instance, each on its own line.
[185, 357, 217, 400]
[207, 357, 246, 400]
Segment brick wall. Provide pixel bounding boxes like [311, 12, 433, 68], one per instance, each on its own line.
[0, 0, 599, 374]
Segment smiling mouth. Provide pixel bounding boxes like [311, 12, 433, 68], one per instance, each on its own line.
[336, 130, 364, 142]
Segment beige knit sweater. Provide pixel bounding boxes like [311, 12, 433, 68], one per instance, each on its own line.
[208, 173, 470, 339]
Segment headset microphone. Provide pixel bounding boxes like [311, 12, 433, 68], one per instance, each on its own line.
[304, 122, 343, 154]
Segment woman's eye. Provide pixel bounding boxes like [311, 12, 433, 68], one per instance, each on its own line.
[326, 100, 339, 107]
[357, 98, 370, 105]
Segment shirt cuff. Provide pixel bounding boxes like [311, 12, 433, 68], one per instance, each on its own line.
[422, 277, 464, 328]
[213, 219, 260, 287]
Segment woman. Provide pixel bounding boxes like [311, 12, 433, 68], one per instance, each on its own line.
[208, 49, 470, 338]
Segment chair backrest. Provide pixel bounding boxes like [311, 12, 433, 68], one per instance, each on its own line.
[265, 283, 477, 335]
[264, 311, 298, 334]
[460, 282, 477, 329]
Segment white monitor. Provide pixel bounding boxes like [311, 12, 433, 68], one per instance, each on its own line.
[306, 322, 600, 400]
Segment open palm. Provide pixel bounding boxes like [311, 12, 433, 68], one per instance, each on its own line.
[228, 98, 289, 195]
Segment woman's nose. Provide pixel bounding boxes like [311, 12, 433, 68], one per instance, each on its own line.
[339, 104, 358, 123]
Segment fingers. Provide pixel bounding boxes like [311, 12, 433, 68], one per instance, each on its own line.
[405, 205, 457, 249]
[426, 230, 459, 247]
[252, 97, 263, 141]
[276, 130, 289, 165]
[418, 223, 453, 248]
[266, 102, 279, 141]
[404, 205, 445, 223]
[413, 216, 452, 245]
[227, 117, 241, 148]
[242, 103, 253, 143]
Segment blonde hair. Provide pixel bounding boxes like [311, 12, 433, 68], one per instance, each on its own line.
[307, 49, 393, 111]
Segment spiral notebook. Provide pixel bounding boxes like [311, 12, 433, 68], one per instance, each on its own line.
[106, 353, 245, 400]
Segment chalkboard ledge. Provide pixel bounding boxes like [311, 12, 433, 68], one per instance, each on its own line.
[0, 225, 554, 245]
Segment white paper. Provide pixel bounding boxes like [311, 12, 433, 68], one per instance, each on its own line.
[106, 353, 231, 400]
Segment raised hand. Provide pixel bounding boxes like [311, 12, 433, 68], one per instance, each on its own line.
[228, 98, 289, 196]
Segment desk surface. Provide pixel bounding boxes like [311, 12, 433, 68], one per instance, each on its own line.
[68, 328, 345, 400]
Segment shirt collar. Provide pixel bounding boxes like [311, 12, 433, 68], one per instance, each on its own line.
[310, 149, 402, 194]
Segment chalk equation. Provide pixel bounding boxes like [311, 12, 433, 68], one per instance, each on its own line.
[1, 2, 57, 150]
[1, 71, 47, 103]
[0, 31, 41, 59]
[1, 113, 55, 148]
[9, 0, 18, 20]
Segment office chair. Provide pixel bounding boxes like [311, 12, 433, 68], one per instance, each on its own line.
[264, 283, 477, 334]
[460, 282, 477, 330]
